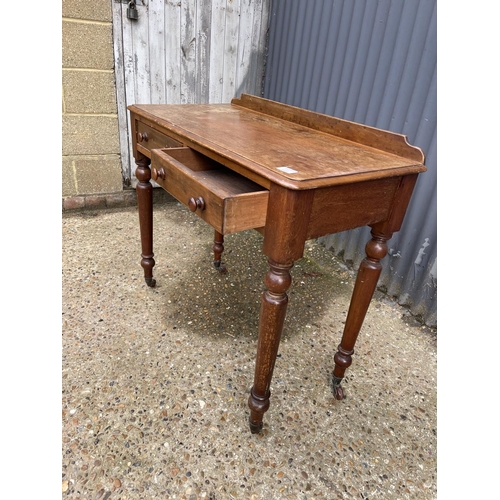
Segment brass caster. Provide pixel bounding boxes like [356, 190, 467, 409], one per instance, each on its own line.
[145, 277, 156, 287]
[249, 417, 263, 434]
[214, 261, 227, 274]
[331, 374, 345, 400]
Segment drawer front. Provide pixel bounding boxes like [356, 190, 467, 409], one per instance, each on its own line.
[136, 122, 183, 155]
[151, 148, 268, 234]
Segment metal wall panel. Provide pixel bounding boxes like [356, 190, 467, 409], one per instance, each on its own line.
[264, 0, 437, 326]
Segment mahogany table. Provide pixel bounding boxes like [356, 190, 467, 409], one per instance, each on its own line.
[128, 94, 426, 433]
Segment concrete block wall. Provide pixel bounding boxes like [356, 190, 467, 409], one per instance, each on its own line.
[62, 0, 127, 209]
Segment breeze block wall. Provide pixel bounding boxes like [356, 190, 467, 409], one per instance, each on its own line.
[62, 0, 128, 210]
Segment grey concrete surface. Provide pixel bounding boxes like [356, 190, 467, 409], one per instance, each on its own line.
[62, 202, 437, 499]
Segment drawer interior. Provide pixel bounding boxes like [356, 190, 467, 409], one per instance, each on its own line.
[159, 148, 268, 198]
[162, 147, 220, 171]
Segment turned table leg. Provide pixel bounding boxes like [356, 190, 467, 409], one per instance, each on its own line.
[135, 156, 156, 287]
[248, 259, 293, 433]
[213, 230, 226, 273]
[247, 184, 313, 433]
[331, 229, 391, 399]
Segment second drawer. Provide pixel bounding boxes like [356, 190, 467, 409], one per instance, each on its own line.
[150, 147, 269, 234]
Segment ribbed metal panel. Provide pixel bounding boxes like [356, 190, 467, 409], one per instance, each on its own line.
[264, 0, 437, 327]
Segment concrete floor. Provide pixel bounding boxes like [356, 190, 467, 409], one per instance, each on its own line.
[62, 202, 437, 500]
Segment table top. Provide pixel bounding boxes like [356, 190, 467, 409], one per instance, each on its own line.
[129, 94, 426, 190]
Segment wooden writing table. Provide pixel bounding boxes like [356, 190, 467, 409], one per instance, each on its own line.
[128, 94, 426, 433]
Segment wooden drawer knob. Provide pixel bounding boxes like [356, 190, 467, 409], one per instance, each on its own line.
[151, 167, 165, 181]
[138, 132, 148, 142]
[188, 196, 206, 212]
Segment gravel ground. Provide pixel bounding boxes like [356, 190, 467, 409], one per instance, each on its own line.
[62, 202, 437, 500]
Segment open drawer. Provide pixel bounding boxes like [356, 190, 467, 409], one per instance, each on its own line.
[150, 147, 269, 234]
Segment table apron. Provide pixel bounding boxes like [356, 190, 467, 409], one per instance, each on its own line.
[306, 176, 401, 239]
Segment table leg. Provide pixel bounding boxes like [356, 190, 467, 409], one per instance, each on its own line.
[135, 156, 156, 287]
[248, 259, 293, 433]
[213, 230, 226, 273]
[331, 229, 391, 399]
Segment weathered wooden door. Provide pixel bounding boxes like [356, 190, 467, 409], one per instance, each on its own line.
[112, 0, 270, 186]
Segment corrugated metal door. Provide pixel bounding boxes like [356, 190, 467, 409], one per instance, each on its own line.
[112, 0, 270, 185]
[264, 0, 437, 326]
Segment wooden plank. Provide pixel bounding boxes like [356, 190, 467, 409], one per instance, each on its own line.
[248, 0, 269, 96]
[133, 1, 151, 104]
[112, 2, 131, 183]
[121, 2, 138, 184]
[148, 0, 166, 104]
[234, 0, 254, 95]
[121, 2, 136, 105]
[222, 0, 241, 102]
[180, 0, 197, 103]
[196, 0, 212, 103]
[165, 0, 182, 104]
[209, 0, 226, 103]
